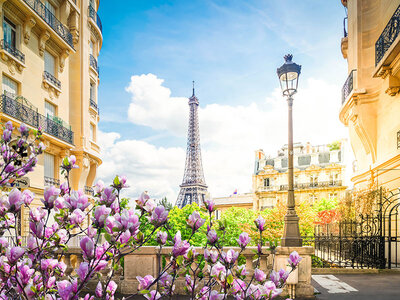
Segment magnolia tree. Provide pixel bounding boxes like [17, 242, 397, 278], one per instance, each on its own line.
[0, 122, 302, 300]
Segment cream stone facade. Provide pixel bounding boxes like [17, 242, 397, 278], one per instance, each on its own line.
[0, 0, 102, 234]
[253, 143, 347, 210]
[339, 0, 400, 190]
[212, 193, 254, 219]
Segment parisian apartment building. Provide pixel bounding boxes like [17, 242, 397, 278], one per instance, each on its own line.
[252, 142, 347, 210]
[0, 0, 102, 235]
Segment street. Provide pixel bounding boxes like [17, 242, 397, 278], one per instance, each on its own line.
[313, 273, 400, 300]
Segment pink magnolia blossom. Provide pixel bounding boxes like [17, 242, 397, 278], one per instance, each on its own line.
[100, 187, 117, 205]
[237, 232, 250, 249]
[156, 231, 168, 245]
[94, 205, 111, 227]
[207, 229, 219, 245]
[221, 249, 239, 264]
[94, 180, 105, 195]
[22, 190, 34, 205]
[95, 281, 103, 298]
[187, 211, 205, 232]
[203, 199, 216, 213]
[118, 230, 131, 244]
[69, 208, 85, 225]
[43, 186, 60, 209]
[76, 262, 90, 281]
[288, 251, 302, 268]
[80, 237, 94, 259]
[66, 190, 89, 210]
[144, 290, 161, 300]
[254, 215, 266, 232]
[254, 268, 266, 282]
[150, 206, 169, 226]
[204, 249, 218, 264]
[7, 247, 24, 264]
[137, 275, 154, 290]
[8, 188, 24, 211]
[106, 281, 117, 297]
[172, 231, 190, 257]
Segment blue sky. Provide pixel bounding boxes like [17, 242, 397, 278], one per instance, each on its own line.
[95, 0, 350, 201]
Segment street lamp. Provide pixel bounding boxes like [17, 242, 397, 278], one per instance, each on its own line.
[277, 54, 302, 247]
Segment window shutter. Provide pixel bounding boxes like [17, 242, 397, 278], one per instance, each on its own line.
[45, 101, 56, 118]
[2, 76, 18, 96]
[44, 51, 55, 75]
[44, 153, 55, 178]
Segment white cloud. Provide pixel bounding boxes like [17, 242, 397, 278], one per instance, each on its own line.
[98, 73, 348, 202]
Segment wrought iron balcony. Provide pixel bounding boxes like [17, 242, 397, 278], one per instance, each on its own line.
[88, 5, 102, 33]
[85, 186, 94, 196]
[279, 180, 343, 191]
[375, 4, 400, 66]
[90, 99, 99, 113]
[342, 69, 355, 104]
[44, 176, 60, 187]
[0, 40, 25, 63]
[43, 71, 61, 89]
[89, 54, 99, 74]
[1, 94, 74, 144]
[23, 0, 74, 49]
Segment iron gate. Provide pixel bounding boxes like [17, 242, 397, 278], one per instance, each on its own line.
[310, 188, 400, 269]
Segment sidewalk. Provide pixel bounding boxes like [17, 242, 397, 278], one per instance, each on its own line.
[313, 273, 400, 299]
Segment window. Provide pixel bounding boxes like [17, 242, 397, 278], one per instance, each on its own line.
[89, 40, 94, 56]
[3, 17, 16, 49]
[2, 75, 18, 96]
[89, 0, 96, 9]
[330, 174, 339, 185]
[44, 51, 56, 76]
[44, 152, 55, 179]
[310, 175, 318, 187]
[90, 82, 96, 101]
[90, 123, 96, 141]
[329, 193, 337, 201]
[45, 101, 56, 119]
[309, 194, 318, 204]
[264, 178, 270, 187]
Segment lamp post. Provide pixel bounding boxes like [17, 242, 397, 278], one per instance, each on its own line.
[277, 54, 302, 247]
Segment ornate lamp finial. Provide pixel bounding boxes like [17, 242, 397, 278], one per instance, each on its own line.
[284, 54, 293, 63]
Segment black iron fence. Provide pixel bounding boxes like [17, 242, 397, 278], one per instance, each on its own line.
[308, 188, 400, 269]
[1, 40, 25, 63]
[43, 71, 61, 89]
[89, 54, 99, 74]
[23, 0, 74, 48]
[1, 94, 74, 144]
[342, 69, 355, 104]
[375, 4, 400, 66]
[88, 5, 102, 33]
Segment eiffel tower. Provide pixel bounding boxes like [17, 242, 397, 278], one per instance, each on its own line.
[176, 83, 208, 208]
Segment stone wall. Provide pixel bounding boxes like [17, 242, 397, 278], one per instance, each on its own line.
[65, 246, 314, 299]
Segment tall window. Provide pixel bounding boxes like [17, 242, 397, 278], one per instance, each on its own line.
[45, 101, 56, 119]
[310, 175, 318, 187]
[44, 51, 56, 76]
[264, 178, 270, 187]
[90, 123, 96, 141]
[90, 82, 96, 101]
[3, 17, 16, 48]
[44, 152, 55, 179]
[89, 40, 94, 56]
[309, 194, 318, 204]
[2, 75, 18, 96]
[330, 173, 339, 185]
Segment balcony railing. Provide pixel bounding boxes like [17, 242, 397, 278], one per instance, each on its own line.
[23, 0, 74, 48]
[1, 94, 74, 144]
[279, 180, 343, 191]
[85, 186, 94, 196]
[88, 5, 102, 33]
[1, 40, 25, 63]
[43, 71, 61, 89]
[90, 99, 99, 113]
[342, 69, 355, 104]
[89, 54, 99, 74]
[44, 176, 60, 187]
[375, 4, 400, 66]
